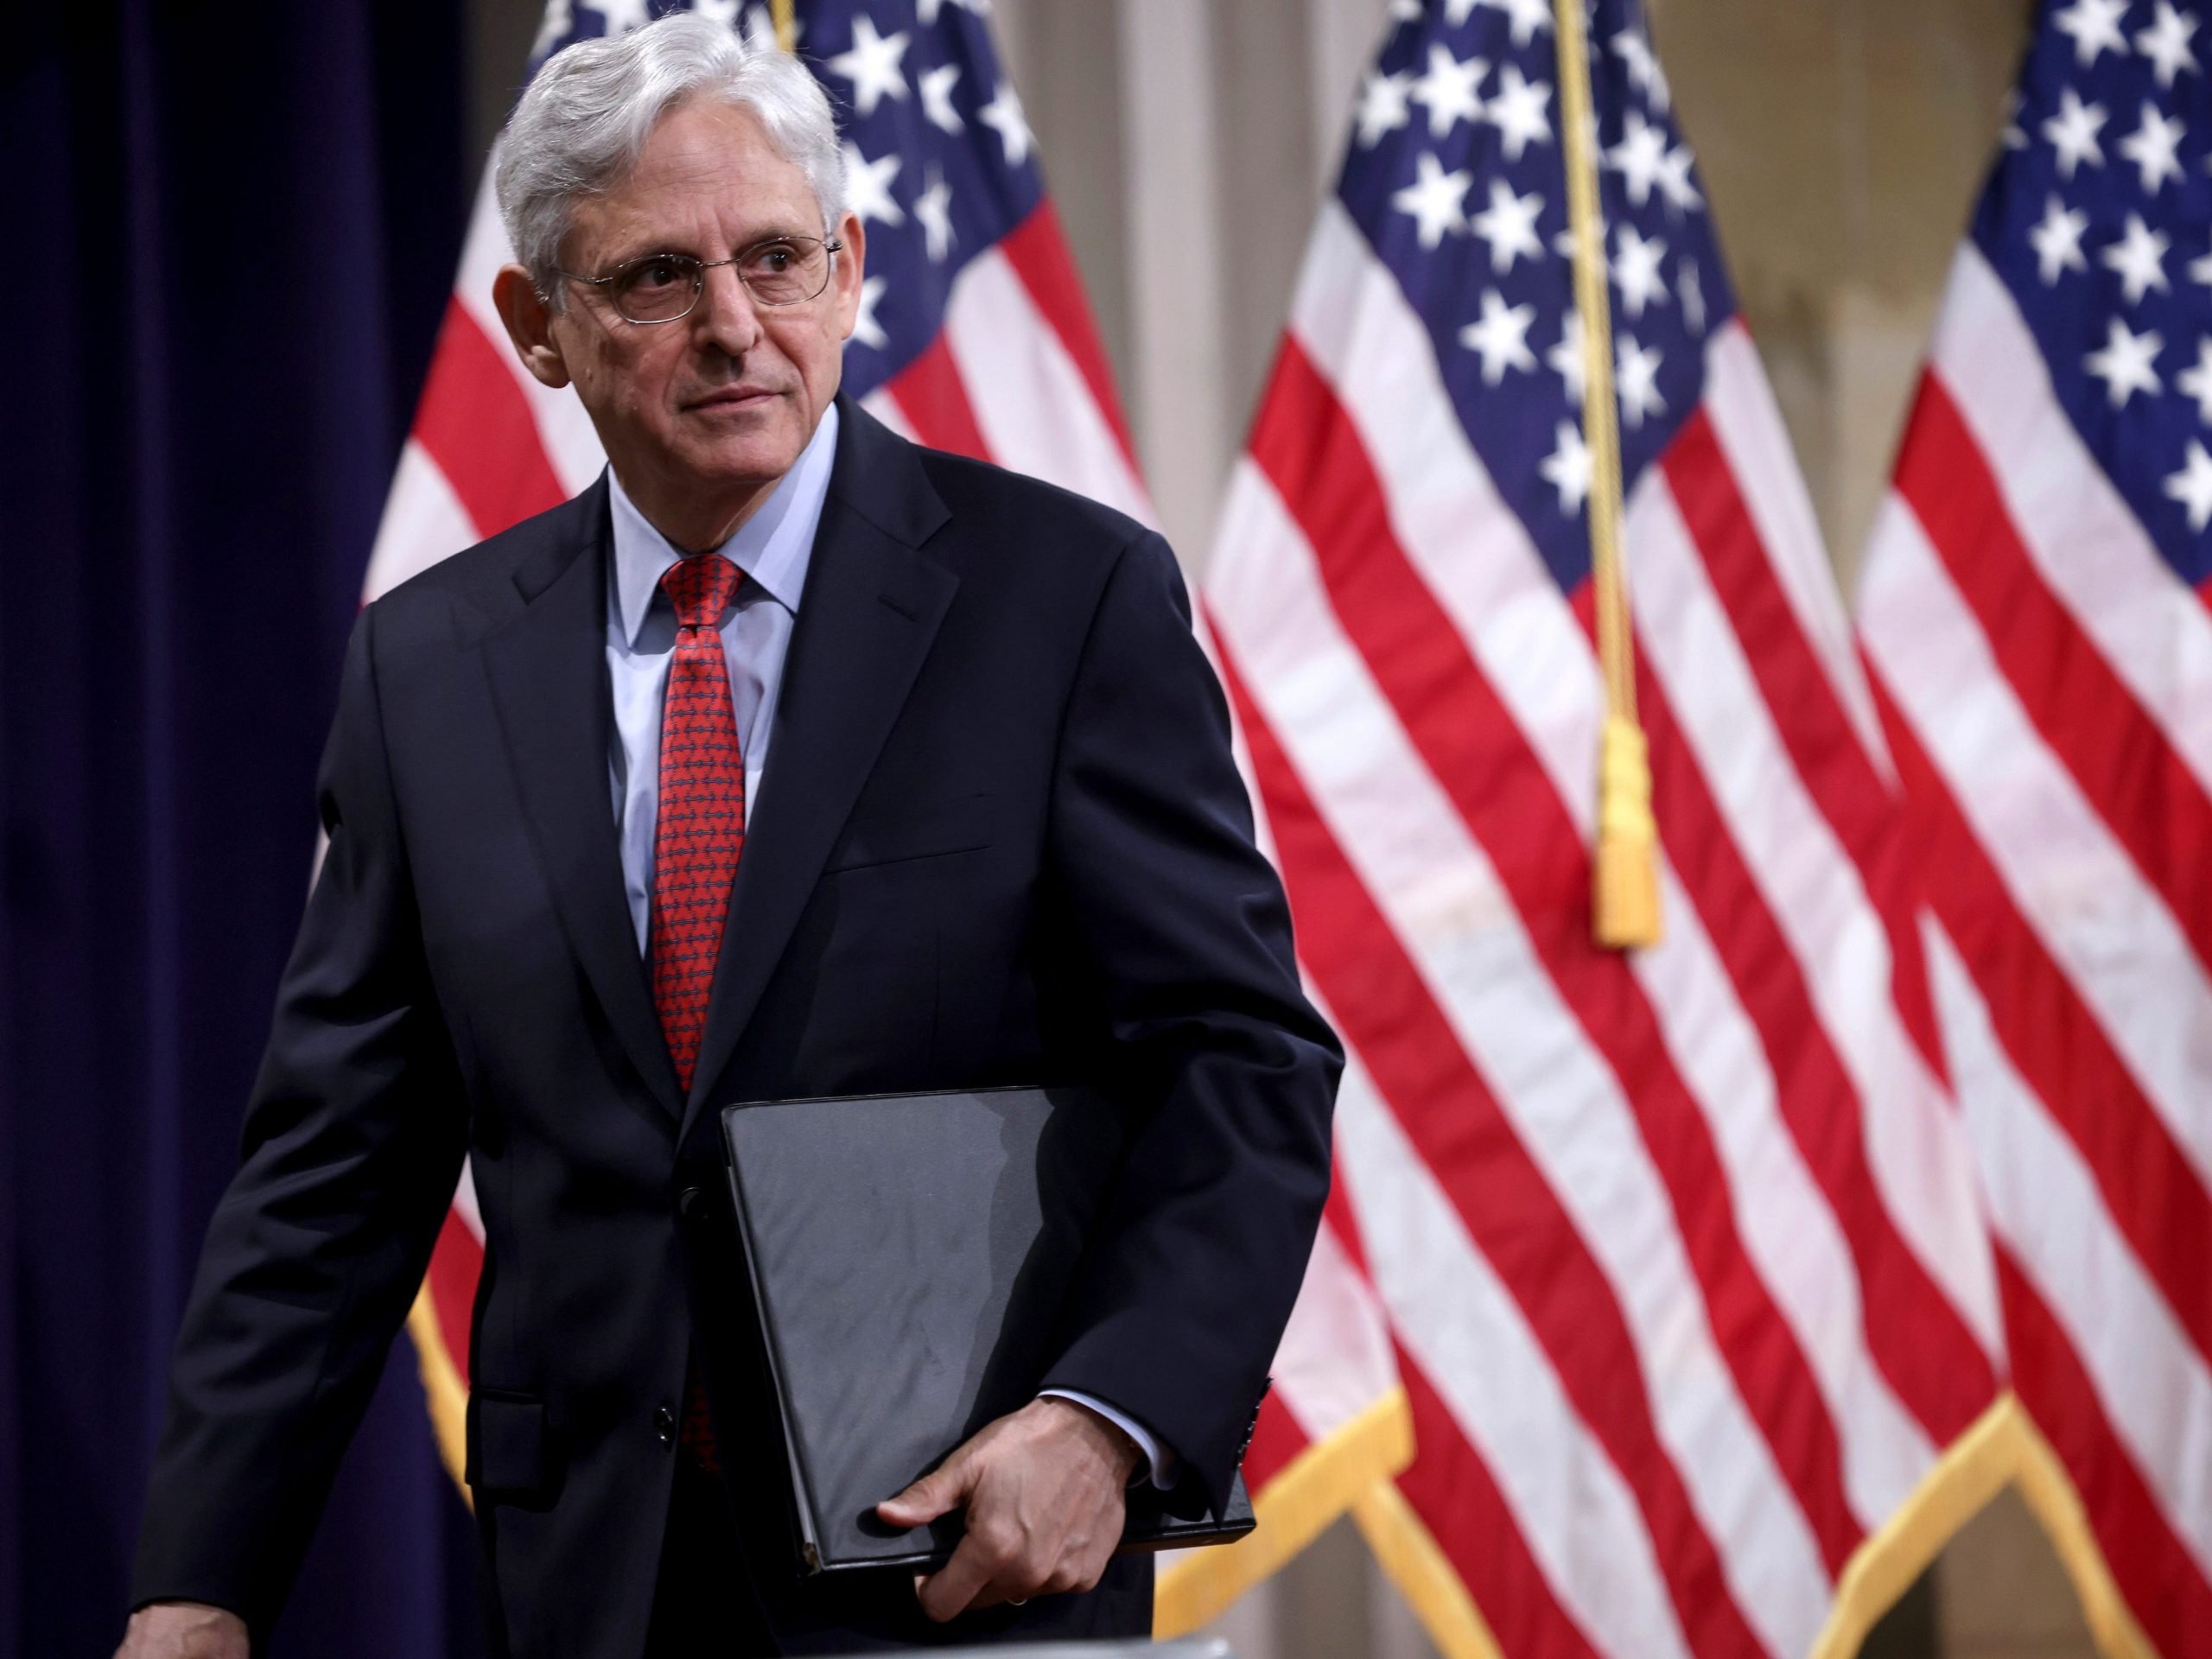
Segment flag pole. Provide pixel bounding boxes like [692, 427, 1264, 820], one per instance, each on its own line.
[1552, 0, 1661, 950]
[772, 0, 796, 51]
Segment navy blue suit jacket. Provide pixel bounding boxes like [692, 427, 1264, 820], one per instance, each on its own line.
[131, 397, 1340, 1656]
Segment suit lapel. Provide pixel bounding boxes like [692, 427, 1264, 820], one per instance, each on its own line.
[681, 402, 957, 1135]
[481, 480, 686, 1120]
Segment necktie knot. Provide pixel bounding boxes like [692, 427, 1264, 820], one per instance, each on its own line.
[661, 552, 743, 632]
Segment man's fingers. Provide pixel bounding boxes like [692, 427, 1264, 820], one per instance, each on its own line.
[115, 1603, 250, 1659]
[914, 1531, 1005, 1623]
[898, 1399, 1135, 1622]
[874, 1476, 950, 1526]
[876, 1450, 972, 1527]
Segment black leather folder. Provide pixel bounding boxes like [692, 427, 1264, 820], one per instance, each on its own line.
[718, 1084, 1256, 1574]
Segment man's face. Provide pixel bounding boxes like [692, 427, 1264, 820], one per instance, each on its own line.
[509, 99, 863, 538]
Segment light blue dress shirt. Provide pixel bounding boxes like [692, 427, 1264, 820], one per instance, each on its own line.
[601, 404, 1172, 1487]
[607, 404, 837, 949]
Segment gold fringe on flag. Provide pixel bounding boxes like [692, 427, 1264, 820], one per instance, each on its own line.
[1350, 1483, 1507, 1659]
[1553, 0, 1661, 950]
[1338, 1389, 2148, 1659]
[772, 0, 797, 52]
[1808, 1394, 2154, 1659]
[407, 1285, 474, 1510]
[1154, 1389, 1415, 1637]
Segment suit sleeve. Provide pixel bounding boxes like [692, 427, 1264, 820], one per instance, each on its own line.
[1035, 530, 1342, 1513]
[130, 603, 468, 1634]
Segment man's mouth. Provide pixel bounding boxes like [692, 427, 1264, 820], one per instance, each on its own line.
[684, 385, 780, 411]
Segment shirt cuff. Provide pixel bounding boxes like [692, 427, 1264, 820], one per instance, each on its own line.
[1039, 1389, 1179, 1490]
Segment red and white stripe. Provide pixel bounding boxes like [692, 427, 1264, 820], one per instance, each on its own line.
[1202, 198, 2006, 1658]
[1859, 242, 2212, 1654]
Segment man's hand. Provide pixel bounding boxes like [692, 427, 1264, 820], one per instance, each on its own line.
[875, 1395, 1142, 1622]
[115, 1603, 248, 1659]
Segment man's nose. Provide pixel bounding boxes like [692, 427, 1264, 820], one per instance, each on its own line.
[694, 263, 763, 354]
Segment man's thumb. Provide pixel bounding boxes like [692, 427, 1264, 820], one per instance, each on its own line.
[876, 1453, 969, 1526]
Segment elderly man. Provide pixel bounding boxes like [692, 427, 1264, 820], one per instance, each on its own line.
[120, 16, 1337, 1659]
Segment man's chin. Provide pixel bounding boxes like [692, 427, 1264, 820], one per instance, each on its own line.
[672, 419, 804, 482]
[665, 391, 791, 462]
[658, 443, 795, 501]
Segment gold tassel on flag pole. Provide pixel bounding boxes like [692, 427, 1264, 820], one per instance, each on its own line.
[772, 0, 797, 51]
[1552, 0, 1661, 950]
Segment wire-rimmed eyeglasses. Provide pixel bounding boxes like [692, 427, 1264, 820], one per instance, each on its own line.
[556, 234, 843, 324]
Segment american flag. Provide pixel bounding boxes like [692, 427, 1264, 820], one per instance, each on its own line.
[1203, 0, 2031, 1654]
[372, 0, 1407, 1628]
[1859, 0, 2212, 1647]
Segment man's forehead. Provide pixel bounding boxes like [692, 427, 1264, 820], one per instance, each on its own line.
[571, 102, 817, 254]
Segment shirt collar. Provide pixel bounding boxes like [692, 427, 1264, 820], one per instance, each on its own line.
[607, 400, 841, 648]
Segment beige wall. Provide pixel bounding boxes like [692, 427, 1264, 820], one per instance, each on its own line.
[1655, 0, 2033, 587]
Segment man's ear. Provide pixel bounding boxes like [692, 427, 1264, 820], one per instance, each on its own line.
[830, 213, 868, 341]
[493, 264, 573, 390]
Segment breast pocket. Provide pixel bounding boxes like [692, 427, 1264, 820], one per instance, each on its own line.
[788, 794, 997, 1090]
[823, 791, 995, 873]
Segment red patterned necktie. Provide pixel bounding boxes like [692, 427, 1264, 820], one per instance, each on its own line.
[651, 551, 745, 1473]
[652, 551, 747, 1088]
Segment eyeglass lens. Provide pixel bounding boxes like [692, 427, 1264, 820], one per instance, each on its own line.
[608, 238, 834, 321]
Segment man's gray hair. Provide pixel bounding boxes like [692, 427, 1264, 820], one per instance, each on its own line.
[494, 13, 847, 304]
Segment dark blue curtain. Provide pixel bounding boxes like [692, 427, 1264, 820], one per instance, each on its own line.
[3, 3, 488, 1654]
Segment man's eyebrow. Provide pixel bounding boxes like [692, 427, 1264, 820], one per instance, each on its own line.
[727, 225, 818, 247]
[596, 240, 702, 268]
[600, 225, 817, 265]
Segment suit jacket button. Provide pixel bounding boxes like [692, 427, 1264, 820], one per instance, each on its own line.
[654, 1404, 677, 1447]
[677, 1185, 707, 1223]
